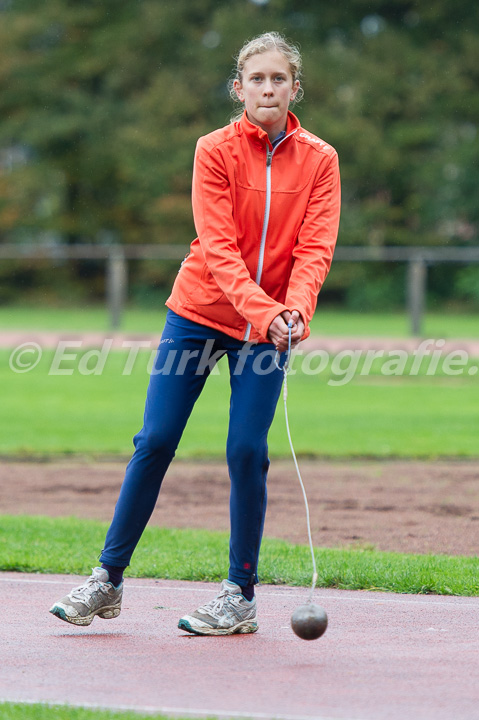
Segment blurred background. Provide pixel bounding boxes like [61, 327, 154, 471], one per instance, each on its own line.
[0, 0, 478, 328]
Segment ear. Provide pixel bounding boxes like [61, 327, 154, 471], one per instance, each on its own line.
[233, 79, 244, 103]
[290, 79, 300, 102]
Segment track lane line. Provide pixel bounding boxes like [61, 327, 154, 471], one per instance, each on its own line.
[1, 574, 478, 607]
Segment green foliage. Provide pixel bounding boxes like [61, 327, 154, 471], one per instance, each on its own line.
[0, 1, 478, 307]
[454, 266, 479, 308]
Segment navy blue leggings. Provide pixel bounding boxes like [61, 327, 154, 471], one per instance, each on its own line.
[100, 310, 284, 586]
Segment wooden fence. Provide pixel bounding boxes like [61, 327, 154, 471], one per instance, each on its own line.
[1, 243, 478, 335]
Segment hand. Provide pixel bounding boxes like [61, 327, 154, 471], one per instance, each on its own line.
[268, 310, 305, 353]
[268, 312, 290, 352]
[289, 310, 305, 349]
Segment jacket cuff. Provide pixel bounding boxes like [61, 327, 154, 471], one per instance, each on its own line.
[287, 303, 311, 338]
[257, 303, 289, 343]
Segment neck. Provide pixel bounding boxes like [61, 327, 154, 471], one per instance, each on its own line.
[246, 113, 288, 142]
[264, 122, 287, 142]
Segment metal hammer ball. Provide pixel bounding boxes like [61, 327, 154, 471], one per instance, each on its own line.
[291, 603, 328, 640]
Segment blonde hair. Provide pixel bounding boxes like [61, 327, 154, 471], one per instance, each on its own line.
[228, 31, 304, 115]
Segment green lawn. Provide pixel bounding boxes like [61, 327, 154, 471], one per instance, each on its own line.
[0, 304, 478, 338]
[0, 704, 185, 720]
[1, 347, 478, 458]
[1, 515, 477, 596]
[1, 304, 477, 458]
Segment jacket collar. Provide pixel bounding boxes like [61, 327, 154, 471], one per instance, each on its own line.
[239, 110, 301, 149]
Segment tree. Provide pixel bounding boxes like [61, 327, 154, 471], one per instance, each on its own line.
[0, 0, 478, 307]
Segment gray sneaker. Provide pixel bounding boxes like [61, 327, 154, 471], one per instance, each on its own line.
[178, 579, 258, 636]
[49, 567, 123, 626]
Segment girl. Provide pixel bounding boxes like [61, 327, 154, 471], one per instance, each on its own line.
[50, 31, 341, 636]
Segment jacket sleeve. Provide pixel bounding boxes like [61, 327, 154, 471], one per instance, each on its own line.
[192, 138, 288, 341]
[285, 150, 341, 331]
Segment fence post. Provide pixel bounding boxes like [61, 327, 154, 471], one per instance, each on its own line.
[407, 258, 426, 336]
[107, 247, 127, 330]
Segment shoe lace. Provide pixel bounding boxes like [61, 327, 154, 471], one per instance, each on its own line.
[198, 587, 248, 620]
[70, 575, 104, 602]
[197, 586, 234, 619]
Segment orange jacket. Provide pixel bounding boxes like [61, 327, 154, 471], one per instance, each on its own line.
[166, 110, 340, 343]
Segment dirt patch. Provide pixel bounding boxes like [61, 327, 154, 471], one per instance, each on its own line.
[1, 458, 478, 556]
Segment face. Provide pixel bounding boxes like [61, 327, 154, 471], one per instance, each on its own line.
[234, 50, 300, 140]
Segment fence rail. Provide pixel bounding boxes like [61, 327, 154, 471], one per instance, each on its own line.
[1, 243, 478, 334]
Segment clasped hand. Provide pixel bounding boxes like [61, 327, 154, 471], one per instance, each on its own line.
[268, 310, 304, 353]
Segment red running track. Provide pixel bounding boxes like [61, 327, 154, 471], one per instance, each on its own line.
[1, 572, 478, 720]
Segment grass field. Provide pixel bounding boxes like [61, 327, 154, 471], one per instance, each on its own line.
[2, 305, 478, 457]
[1, 345, 478, 457]
[0, 704, 179, 720]
[2, 515, 477, 596]
[0, 304, 478, 337]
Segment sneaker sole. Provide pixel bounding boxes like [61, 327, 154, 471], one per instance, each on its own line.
[178, 617, 258, 636]
[49, 604, 121, 626]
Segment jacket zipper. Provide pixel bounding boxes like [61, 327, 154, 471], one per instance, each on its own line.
[243, 131, 297, 341]
[255, 147, 273, 287]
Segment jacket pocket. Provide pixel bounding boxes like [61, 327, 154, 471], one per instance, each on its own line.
[185, 264, 225, 306]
